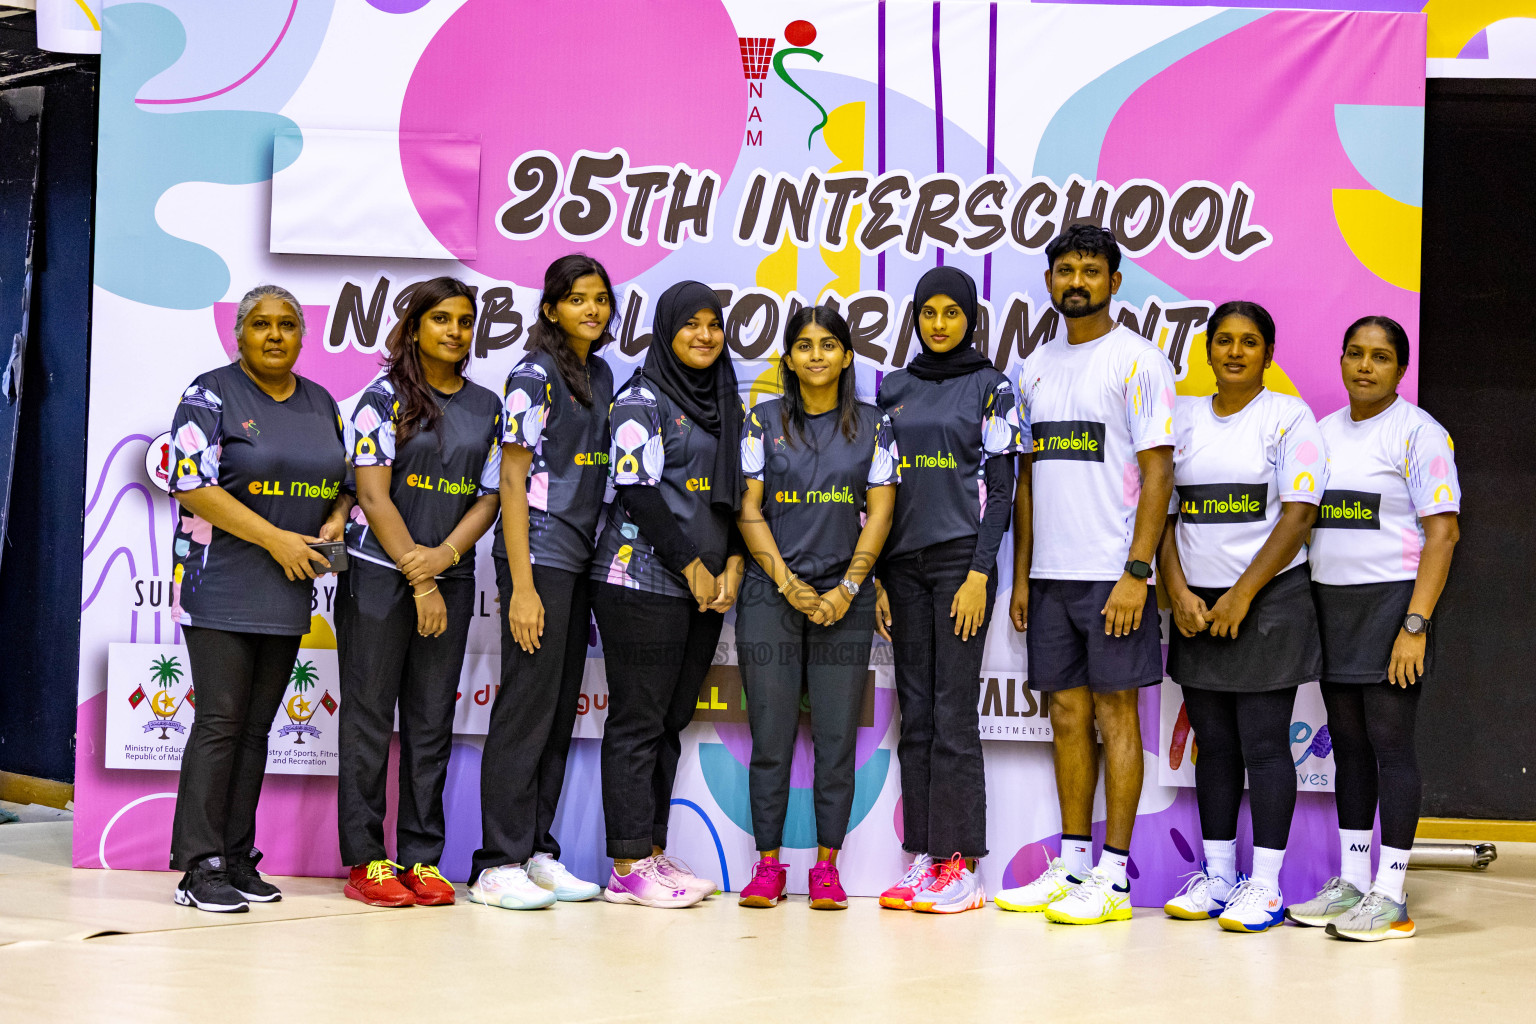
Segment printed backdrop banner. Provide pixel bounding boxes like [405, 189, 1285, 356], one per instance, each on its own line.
[78, 1, 1420, 903]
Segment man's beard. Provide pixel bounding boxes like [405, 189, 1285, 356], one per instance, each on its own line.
[1051, 290, 1110, 320]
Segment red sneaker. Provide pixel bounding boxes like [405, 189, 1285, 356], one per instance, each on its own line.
[879, 853, 936, 910]
[344, 860, 416, 907]
[402, 863, 456, 906]
[737, 855, 787, 908]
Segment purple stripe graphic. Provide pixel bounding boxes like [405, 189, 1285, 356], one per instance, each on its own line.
[932, 2, 944, 266]
[984, 1, 997, 300]
[878, 1, 887, 292]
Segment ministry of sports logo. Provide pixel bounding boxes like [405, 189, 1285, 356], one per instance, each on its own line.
[276, 659, 338, 744]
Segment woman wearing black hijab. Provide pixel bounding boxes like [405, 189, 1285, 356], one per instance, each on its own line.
[591, 280, 746, 908]
[875, 266, 1024, 914]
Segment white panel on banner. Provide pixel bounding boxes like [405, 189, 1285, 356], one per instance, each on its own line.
[270, 127, 480, 259]
[35, 0, 101, 55]
[106, 644, 341, 775]
[1157, 679, 1337, 792]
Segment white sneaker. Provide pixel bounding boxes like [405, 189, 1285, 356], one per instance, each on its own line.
[468, 864, 557, 911]
[1217, 878, 1285, 932]
[995, 857, 1080, 913]
[1043, 868, 1132, 925]
[527, 853, 601, 902]
[1164, 864, 1233, 920]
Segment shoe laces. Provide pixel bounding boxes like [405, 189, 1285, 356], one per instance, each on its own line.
[411, 863, 447, 884]
[631, 857, 670, 885]
[1357, 890, 1391, 916]
[654, 853, 694, 879]
[752, 859, 783, 885]
[1224, 877, 1271, 911]
[1171, 868, 1212, 900]
[932, 853, 968, 891]
[531, 853, 569, 878]
[1038, 857, 1069, 882]
[365, 859, 403, 884]
[897, 855, 934, 889]
[1316, 876, 1350, 899]
[812, 861, 840, 887]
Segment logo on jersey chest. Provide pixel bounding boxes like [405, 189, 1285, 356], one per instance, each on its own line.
[1315, 489, 1381, 529]
[774, 487, 854, 505]
[405, 473, 477, 496]
[1032, 420, 1105, 462]
[574, 452, 609, 466]
[247, 479, 340, 500]
[686, 476, 712, 492]
[897, 451, 957, 470]
[1178, 483, 1268, 524]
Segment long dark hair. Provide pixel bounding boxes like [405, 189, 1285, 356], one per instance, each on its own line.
[527, 254, 618, 406]
[384, 276, 478, 446]
[780, 304, 861, 448]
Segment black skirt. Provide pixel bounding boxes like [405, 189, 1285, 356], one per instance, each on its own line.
[1311, 578, 1427, 686]
[1167, 565, 1321, 693]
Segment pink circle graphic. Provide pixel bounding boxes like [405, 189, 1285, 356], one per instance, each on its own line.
[400, 0, 746, 285]
[1296, 440, 1319, 466]
[1429, 456, 1448, 479]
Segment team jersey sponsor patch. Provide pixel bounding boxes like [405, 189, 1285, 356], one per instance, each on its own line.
[1178, 483, 1269, 524]
[1315, 489, 1382, 530]
[1031, 420, 1106, 462]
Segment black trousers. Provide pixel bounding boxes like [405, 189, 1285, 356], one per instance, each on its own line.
[1181, 685, 1299, 850]
[736, 574, 876, 852]
[170, 627, 301, 870]
[1322, 681, 1424, 850]
[592, 581, 723, 860]
[880, 537, 992, 859]
[470, 561, 592, 883]
[334, 560, 474, 867]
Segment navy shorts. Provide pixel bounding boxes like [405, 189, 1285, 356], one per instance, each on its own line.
[1026, 578, 1162, 694]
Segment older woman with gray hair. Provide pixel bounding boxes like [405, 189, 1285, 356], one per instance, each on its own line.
[166, 284, 351, 912]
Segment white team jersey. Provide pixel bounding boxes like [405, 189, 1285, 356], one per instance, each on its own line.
[1171, 389, 1327, 589]
[1019, 325, 1176, 581]
[1309, 397, 1461, 585]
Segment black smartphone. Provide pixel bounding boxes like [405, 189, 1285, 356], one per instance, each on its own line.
[308, 540, 349, 573]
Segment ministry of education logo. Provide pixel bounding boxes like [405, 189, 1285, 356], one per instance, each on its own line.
[127, 654, 194, 740]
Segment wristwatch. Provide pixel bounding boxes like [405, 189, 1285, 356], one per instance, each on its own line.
[839, 578, 861, 598]
[1124, 559, 1152, 580]
[1403, 613, 1430, 635]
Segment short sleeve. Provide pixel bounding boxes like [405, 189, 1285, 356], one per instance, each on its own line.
[477, 430, 502, 495]
[982, 376, 1025, 457]
[348, 383, 397, 468]
[869, 414, 900, 486]
[741, 407, 767, 481]
[610, 384, 665, 487]
[1275, 400, 1327, 505]
[1126, 349, 1177, 453]
[170, 380, 224, 492]
[500, 360, 554, 451]
[1404, 418, 1461, 516]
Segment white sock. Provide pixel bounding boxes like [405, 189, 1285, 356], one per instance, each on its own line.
[1098, 846, 1130, 890]
[1373, 845, 1411, 903]
[1203, 838, 1238, 892]
[1339, 829, 1373, 892]
[1250, 846, 1286, 891]
[1061, 835, 1093, 881]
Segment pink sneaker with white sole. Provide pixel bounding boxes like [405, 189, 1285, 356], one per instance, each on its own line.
[602, 857, 702, 909]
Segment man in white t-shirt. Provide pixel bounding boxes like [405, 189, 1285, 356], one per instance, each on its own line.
[995, 225, 1176, 924]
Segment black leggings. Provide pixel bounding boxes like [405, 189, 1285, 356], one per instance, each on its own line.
[1321, 681, 1423, 849]
[1182, 686, 1298, 850]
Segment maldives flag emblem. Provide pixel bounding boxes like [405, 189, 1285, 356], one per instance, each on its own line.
[185, 686, 196, 708]
[319, 691, 338, 716]
[128, 685, 146, 709]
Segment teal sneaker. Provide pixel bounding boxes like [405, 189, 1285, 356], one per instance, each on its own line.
[1326, 891, 1416, 942]
[1285, 876, 1365, 927]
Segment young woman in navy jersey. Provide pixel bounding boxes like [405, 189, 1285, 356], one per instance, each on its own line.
[468, 255, 617, 911]
[875, 266, 1024, 915]
[335, 277, 501, 907]
[1158, 301, 1326, 933]
[734, 306, 899, 910]
[168, 284, 351, 912]
[1286, 316, 1460, 942]
[592, 281, 747, 908]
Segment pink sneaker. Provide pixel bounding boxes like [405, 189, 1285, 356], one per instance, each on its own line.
[880, 853, 936, 910]
[653, 852, 716, 900]
[738, 855, 787, 908]
[602, 857, 702, 909]
[809, 860, 848, 910]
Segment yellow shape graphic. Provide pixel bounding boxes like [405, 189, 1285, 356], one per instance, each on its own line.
[757, 229, 798, 298]
[150, 689, 178, 717]
[301, 614, 337, 649]
[1293, 472, 1316, 493]
[819, 102, 866, 300]
[1423, 1, 1536, 58]
[287, 694, 315, 723]
[1332, 189, 1422, 292]
[749, 364, 784, 407]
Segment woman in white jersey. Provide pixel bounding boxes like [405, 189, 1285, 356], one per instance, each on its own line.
[1285, 315, 1460, 942]
[1157, 301, 1327, 934]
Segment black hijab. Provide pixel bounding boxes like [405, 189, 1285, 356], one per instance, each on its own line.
[907, 266, 993, 381]
[642, 281, 742, 513]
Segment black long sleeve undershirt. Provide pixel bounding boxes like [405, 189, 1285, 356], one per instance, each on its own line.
[970, 454, 1016, 576]
[616, 484, 700, 575]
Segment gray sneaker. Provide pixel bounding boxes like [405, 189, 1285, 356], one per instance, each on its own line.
[1285, 876, 1364, 927]
[1326, 890, 1416, 942]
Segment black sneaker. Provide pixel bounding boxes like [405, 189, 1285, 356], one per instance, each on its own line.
[173, 855, 250, 913]
[229, 847, 283, 902]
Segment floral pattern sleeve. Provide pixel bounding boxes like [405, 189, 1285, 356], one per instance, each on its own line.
[170, 380, 224, 492]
